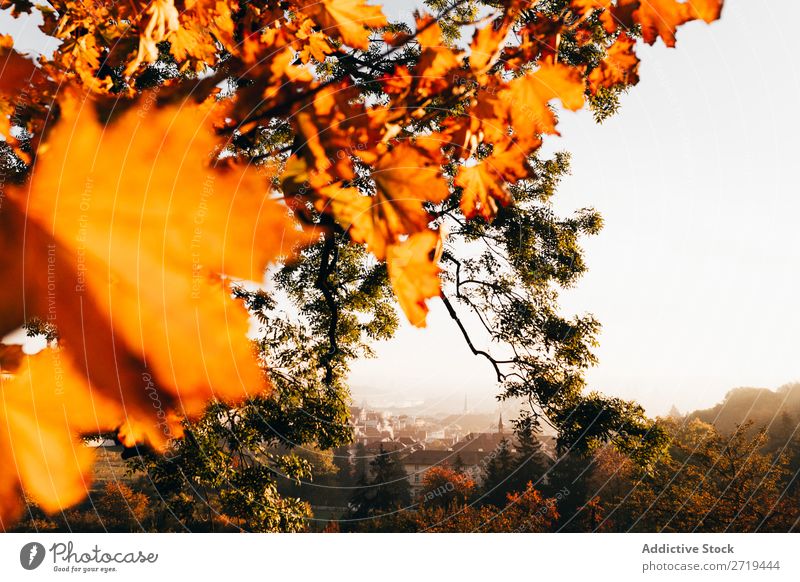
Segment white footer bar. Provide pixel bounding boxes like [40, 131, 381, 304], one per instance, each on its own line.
[1, 533, 797, 580]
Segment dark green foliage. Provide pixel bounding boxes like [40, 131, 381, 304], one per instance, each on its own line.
[506, 415, 550, 493]
[544, 448, 596, 532]
[480, 438, 517, 507]
[345, 445, 412, 522]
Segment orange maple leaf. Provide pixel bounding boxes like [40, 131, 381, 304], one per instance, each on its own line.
[613, 0, 710, 47]
[0, 350, 121, 525]
[415, 48, 461, 98]
[503, 63, 586, 136]
[0, 95, 310, 520]
[690, 0, 724, 22]
[604, 1, 723, 46]
[454, 137, 535, 221]
[293, 0, 387, 50]
[386, 230, 443, 328]
[287, 141, 448, 326]
[636, 0, 694, 46]
[468, 2, 522, 76]
[588, 33, 640, 91]
[456, 163, 510, 221]
[367, 143, 449, 251]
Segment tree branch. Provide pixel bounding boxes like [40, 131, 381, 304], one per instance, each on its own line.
[315, 233, 339, 387]
[440, 292, 504, 383]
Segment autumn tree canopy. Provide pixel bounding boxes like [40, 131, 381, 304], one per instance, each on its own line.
[0, 0, 723, 528]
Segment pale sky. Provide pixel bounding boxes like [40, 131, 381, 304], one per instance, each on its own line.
[349, 0, 800, 415]
[2, 1, 797, 417]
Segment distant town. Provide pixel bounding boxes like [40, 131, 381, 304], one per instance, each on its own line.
[346, 401, 556, 491]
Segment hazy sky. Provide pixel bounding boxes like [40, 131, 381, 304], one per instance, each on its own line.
[2, 2, 797, 416]
[350, 0, 800, 415]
